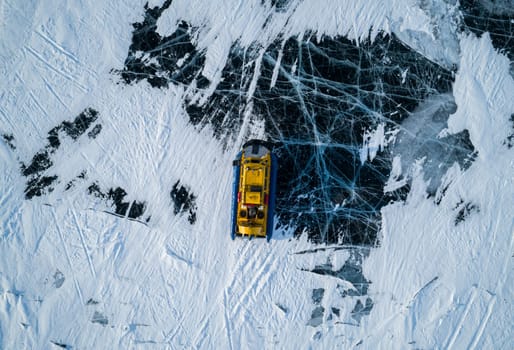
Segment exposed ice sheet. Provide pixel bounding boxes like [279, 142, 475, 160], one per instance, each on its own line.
[157, 0, 461, 83]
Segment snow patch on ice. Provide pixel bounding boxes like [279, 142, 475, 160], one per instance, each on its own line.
[447, 33, 514, 157]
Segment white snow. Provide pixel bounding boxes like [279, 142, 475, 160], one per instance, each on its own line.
[1, 0, 513, 349]
[360, 123, 386, 164]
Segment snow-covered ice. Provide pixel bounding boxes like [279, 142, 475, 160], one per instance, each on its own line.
[1, 0, 513, 348]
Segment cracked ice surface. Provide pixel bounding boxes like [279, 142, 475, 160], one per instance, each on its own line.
[2, 0, 513, 348]
[120, 0, 477, 244]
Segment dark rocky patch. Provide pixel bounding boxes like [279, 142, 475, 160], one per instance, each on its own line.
[91, 311, 108, 326]
[308, 288, 326, 327]
[170, 180, 197, 224]
[351, 298, 373, 324]
[2, 133, 15, 149]
[116, 0, 206, 88]
[455, 201, 479, 225]
[460, 0, 514, 62]
[88, 183, 147, 220]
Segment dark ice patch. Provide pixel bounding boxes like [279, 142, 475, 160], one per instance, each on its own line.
[25, 175, 58, 199]
[262, 0, 292, 12]
[305, 249, 372, 325]
[307, 306, 325, 327]
[311, 288, 324, 305]
[64, 171, 87, 191]
[22, 151, 53, 177]
[117, 5, 461, 245]
[351, 298, 373, 324]
[455, 201, 479, 225]
[336, 284, 365, 298]
[250, 34, 453, 244]
[91, 311, 108, 326]
[107, 187, 131, 216]
[87, 182, 104, 198]
[20, 108, 99, 199]
[59, 108, 99, 140]
[331, 307, 340, 317]
[185, 42, 256, 139]
[2, 133, 15, 150]
[307, 253, 370, 296]
[271, 0, 291, 11]
[87, 124, 102, 139]
[88, 183, 147, 220]
[505, 114, 514, 148]
[116, 0, 206, 88]
[53, 269, 65, 288]
[460, 0, 514, 61]
[183, 32, 453, 244]
[128, 201, 147, 219]
[50, 340, 72, 349]
[170, 180, 197, 224]
[86, 298, 99, 305]
[64, 181, 73, 191]
[45, 107, 99, 149]
[392, 94, 477, 197]
[275, 303, 288, 314]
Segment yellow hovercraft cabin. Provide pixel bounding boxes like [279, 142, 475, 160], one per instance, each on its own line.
[231, 140, 278, 241]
